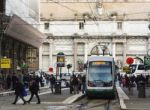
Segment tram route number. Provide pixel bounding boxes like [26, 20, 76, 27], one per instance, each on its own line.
[0, 58, 11, 68]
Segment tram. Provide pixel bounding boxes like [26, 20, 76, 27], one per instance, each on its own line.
[86, 56, 116, 99]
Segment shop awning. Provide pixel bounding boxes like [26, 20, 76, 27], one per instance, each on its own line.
[5, 14, 46, 48]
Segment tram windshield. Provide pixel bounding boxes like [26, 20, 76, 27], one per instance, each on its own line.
[88, 61, 113, 87]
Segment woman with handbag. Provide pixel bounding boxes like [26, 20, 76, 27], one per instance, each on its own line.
[12, 79, 27, 105]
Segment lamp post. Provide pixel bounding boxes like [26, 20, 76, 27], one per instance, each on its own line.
[0, 13, 4, 73]
[101, 45, 106, 56]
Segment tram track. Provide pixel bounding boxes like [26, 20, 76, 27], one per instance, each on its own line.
[73, 96, 120, 110]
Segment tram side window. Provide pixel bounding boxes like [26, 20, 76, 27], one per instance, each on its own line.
[138, 65, 145, 70]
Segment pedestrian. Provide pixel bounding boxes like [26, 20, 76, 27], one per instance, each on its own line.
[77, 74, 82, 91]
[72, 74, 79, 94]
[12, 73, 18, 90]
[28, 78, 41, 104]
[12, 79, 27, 105]
[81, 74, 86, 94]
[6, 74, 11, 89]
[70, 75, 74, 94]
[49, 74, 56, 93]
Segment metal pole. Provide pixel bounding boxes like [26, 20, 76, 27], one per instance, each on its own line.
[0, 13, 3, 74]
[60, 67, 62, 80]
[102, 49, 104, 56]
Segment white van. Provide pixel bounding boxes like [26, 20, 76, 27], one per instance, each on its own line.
[130, 64, 150, 76]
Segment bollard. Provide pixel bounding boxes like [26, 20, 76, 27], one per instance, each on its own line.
[138, 81, 146, 98]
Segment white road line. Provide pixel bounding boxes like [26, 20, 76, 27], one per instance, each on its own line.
[116, 86, 129, 110]
[62, 92, 83, 104]
[116, 87, 129, 100]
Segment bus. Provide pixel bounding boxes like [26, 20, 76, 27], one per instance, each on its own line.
[86, 56, 116, 99]
[129, 63, 150, 76]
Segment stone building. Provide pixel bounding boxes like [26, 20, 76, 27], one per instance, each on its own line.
[39, 0, 150, 73]
[0, 0, 45, 73]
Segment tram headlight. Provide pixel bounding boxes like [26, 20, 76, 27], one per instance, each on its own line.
[88, 81, 96, 87]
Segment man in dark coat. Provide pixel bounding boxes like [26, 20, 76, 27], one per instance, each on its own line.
[49, 74, 56, 93]
[12, 73, 18, 90]
[12, 79, 27, 105]
[28, 78, 41, 104]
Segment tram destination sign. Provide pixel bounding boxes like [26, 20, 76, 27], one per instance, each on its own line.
[90, 61, 111, 66]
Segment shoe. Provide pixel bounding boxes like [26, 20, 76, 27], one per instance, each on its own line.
[23, 102, 26, 105]
[12, 102, 16, 105]
[36, 102, 40, 104]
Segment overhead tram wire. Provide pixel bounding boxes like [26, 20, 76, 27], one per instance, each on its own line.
[86, 0, 102, 34]
[49, 0, 78, 13]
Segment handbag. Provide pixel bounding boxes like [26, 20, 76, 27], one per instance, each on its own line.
[21, 87, 27, 97]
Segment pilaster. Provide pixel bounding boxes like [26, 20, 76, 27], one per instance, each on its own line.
[39, 46, 43, 70]
[73, 41, 77, 72]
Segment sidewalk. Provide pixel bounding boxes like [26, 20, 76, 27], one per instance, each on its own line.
[117, 83, 150, 110]
[17, 88, 84, 105]
[0, 86, 84, 105]
[0, 85, 50, 97]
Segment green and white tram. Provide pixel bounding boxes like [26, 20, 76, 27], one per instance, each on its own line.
[86, 56, 116, 99]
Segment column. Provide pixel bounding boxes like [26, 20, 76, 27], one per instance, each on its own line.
[73, 42, 77, 72]
[49, 42, 53, 67]
[39, 46, 43, 70]
[147, 38, 150, 52]
[84, 42, 88, 63]
[123, 42, 127, 65]
[112, 42, 116, 60]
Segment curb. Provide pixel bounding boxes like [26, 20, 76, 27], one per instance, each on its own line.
[62, 92, 85, 104]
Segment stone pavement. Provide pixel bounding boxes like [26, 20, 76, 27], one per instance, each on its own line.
[0, 86, 84, 105]
[117, 83, 150, 110]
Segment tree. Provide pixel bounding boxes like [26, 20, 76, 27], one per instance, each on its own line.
[67, 64, 72, 74]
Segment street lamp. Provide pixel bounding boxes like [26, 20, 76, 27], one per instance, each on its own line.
[100, 45, 107, 56]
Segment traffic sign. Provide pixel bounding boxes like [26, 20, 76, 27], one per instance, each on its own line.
[0, 58, 11, 68]
[49, 67, 53, 72]
[123, 66, 130, 73]
[57, 52, 65, 67]
[126, 57, 134, 65]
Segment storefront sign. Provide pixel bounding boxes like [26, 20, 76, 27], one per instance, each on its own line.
[0, 58, 11, 68]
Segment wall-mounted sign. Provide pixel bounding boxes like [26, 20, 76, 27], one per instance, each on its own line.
[0, 58, 11, 68]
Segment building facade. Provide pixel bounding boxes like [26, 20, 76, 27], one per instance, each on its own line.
[0, 0, 45, 74]
[39, 0, 150, 73]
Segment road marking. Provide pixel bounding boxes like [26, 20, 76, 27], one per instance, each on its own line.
[116, 87, 129, 100]
[63, 92, 83, 104]
[116, 86, 129, 110]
